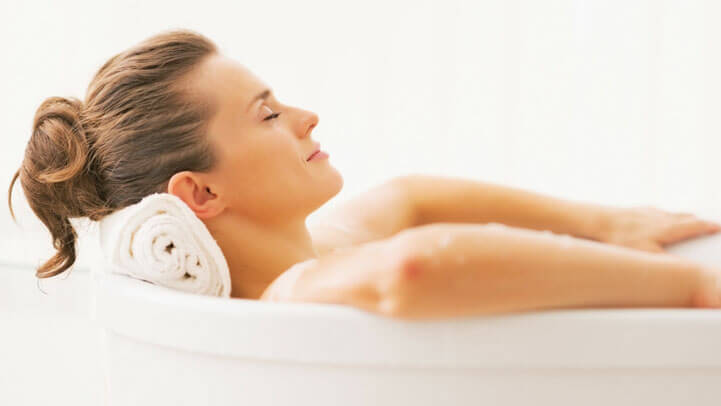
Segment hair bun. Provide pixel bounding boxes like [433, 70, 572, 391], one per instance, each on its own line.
[8, 95, 110, 277]
[26, 95, 108, 221]
[32, 96, 88, 185]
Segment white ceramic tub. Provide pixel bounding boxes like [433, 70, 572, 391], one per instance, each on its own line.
[0, 262, 105, 406]
[91, 232, 721, 406]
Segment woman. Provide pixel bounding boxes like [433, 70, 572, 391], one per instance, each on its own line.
[8, 29, 721, 319]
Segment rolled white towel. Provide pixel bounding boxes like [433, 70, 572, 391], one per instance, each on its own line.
[97, 192, 232, 297]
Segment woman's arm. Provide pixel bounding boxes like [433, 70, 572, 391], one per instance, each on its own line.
[401, 174, 609, 240]
[263, 222, 720, 320]
[377, 223, 719, 320]
[401, 174, 721, 254]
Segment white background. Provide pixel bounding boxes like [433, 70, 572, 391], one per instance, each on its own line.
[0, 1, 719, 404]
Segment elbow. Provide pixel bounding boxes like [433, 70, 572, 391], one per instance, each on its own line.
[373, 247, 428, 320]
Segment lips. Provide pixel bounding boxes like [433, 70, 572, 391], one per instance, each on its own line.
[306, 143, 321, 161]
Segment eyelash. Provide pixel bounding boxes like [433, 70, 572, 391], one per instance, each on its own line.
[263, 111, 281, 121]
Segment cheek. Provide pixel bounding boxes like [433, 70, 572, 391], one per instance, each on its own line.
[211, 149, 254, 189]
[214, 137, 304, 192]
[258, 138, 303, 168]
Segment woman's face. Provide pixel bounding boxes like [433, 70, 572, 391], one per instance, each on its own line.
[192, 53, 343, 222]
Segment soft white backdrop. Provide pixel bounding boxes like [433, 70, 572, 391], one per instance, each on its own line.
[2, 0, 720, 269]
[1, 1, 720, 404]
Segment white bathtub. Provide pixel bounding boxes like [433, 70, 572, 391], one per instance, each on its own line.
[0, 262, 105, 406]
[91, 232, 721, 406]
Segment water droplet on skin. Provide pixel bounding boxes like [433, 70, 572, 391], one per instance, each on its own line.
[558, 234, 574, 249]
[486, 222, 506, 230]
[439, 233, 454, 249]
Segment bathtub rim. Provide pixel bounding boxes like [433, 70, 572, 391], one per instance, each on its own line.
[90, 270, 721, 369]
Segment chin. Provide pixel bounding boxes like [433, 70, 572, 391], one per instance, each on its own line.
[316, 167, 344, 207]
[329, 167, 344, 195]
[334, 168, 344, 187]
[301, 164, 343, 212]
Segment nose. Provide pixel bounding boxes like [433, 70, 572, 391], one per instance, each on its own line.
[298, 109, 319, 139]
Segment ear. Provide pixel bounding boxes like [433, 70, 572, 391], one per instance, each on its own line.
[166, 171, 224, 220]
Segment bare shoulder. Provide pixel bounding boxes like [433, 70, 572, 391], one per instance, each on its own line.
[259, 237, 410, 309]
[309, 176, 417, 256]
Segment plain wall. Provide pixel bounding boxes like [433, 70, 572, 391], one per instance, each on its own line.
[1, 1, 720, 404]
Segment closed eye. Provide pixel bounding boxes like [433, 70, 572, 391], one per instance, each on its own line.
[264, 112, 281, 121]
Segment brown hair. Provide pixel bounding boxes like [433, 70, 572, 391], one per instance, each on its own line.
[7, 29, 220, 279]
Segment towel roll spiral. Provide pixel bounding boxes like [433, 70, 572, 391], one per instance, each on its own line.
[97, 193, 232, 297]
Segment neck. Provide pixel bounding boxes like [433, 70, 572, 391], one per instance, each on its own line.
[206, 212, 318, 299]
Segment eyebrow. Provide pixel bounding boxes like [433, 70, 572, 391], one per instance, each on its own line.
[246, 89, 271, 112]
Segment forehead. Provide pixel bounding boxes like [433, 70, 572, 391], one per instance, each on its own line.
[192, 53, 267, 113]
